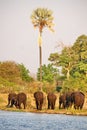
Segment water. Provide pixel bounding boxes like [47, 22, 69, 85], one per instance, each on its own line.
[0, 110, 87, 130]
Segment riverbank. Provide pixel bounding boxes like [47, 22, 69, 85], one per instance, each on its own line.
[0, 93, 87, 116]
[1, 106, 87, 116]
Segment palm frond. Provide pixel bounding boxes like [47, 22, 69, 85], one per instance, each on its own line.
[31, 8, 54, 32]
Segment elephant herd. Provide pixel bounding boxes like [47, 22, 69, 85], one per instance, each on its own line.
[34, 91, 85, 110]
[7, 91, 85, 110]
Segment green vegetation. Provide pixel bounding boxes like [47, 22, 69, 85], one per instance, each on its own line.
[18, 64, 33, 82]
[0, 61, 34, 93]
[37, 64, 59, 83]
[0, 35, 87, 93]
[48, 34, 87, 92]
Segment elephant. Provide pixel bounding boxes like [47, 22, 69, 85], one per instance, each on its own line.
[59, 92, 72, 109]
[34, 91, 44, 110]
[59, 93, 66, 109]
[7, 93, 17, 107]
[65, 92, 73, 109]
[71, 91, 85, 109]
[14, 92, 27, 109]
[47, 93, 57, 109]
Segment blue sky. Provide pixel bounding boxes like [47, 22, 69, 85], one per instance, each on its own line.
[0, 0, 87, 74]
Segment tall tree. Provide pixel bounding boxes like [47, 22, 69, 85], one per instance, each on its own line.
[49, 47, 75, 79]
[60, 47, 76, 79]
[31, 8, 54, 89]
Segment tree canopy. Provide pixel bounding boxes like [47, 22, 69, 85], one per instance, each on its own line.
[48, 35, 87, 92]
[31, 8, 54, 33]
[37, 64, 59, 83]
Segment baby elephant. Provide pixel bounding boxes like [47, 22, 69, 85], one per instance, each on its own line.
[7, 93, 17, 107]
[15, 92, 27, 109]
[47, 93, 57, 109]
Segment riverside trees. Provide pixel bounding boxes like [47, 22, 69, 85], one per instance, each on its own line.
[48, 35, 87, 92]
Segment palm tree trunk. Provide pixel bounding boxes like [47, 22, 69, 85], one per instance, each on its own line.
[39, 31, 42, 91]
[39, 45, 42, 82]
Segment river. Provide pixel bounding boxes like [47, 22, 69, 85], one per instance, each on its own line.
[0, 110, 87, 130]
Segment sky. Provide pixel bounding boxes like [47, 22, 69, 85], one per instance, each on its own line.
[0, 0, 87, 75]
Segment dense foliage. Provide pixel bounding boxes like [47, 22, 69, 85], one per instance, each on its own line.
[48, 35, 87, 92]
[37, 64, 59, 83]
[18, 64, 33, 82]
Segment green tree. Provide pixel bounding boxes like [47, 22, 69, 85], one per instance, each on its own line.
[72, 35, 87, 62]
[18, 64, 33, 82]
[31, 8, 54, 89]
[60, 47, 76, 79]
[49, 47, 75, 79]
[71, 35, 87, 77]
[48, 52, 60, 66]
[37, 64, 59, 83]
[49, 35, 87, 92]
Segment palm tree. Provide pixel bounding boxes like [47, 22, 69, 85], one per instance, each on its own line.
[31, 8, 54, 89]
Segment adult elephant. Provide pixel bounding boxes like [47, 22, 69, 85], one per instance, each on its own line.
[71, 91, 85, 109]
[66, 92, 73, 109]
[47, 93, 57, 109]
[59, 92, 73, 109]
[7, 93, 17, 107]
[14, 92, 27, 109]
[59, 93, 66, 109]
[34, 91, 44, 110]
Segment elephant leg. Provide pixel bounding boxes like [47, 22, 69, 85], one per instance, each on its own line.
[54, 101, 56, 109]
[10, 100, 14, 107]
[63, 103, 66, 109]
[53, 102, 55, 109]
[51, 103, 54, 109]
[74, 104, 77, 109]
[80, 105, 83, 110]
[52, 102, 55, 109]
[80, 103, 83, 110]
[48, 104, 50, 109]
[36, 101, 38, 110]
[19, 103, 22, 109]
[39, 103, 42, 110]
[23, 102, 26, 109]
[80, 106, 82, 110]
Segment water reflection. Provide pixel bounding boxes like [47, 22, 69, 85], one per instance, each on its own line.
[0, 110, 87, 130]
